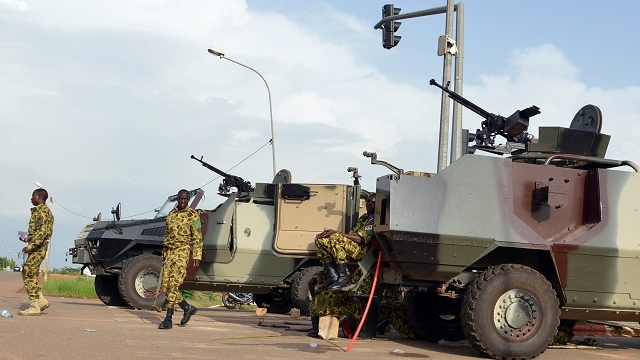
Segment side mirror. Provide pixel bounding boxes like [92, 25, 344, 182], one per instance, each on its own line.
[111, 203, 121, 221]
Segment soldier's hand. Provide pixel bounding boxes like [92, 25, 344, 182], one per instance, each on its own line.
[22, 247, 29, 254]
[192, 259, 200, 268]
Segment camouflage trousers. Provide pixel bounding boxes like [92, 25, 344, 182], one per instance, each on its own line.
[310, 289, 362, 319]
[378, 299, 416, 339]
[22, 241, 48, 300]
[161, 245, 190, 307]
[315, 233, 367, 264]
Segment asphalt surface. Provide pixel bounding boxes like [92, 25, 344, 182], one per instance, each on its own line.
[1, 271, 640, 360]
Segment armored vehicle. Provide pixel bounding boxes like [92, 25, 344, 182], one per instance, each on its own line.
[365, 80, 640, 359]
[69, 158, 366, 315]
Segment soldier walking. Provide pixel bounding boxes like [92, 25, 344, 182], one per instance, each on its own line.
[158, 189, 203, 329]
[18, 188, 54, 316]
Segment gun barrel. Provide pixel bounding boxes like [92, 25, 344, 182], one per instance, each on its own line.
[190, 155, 228, 178]
[429, 79, 492, 119]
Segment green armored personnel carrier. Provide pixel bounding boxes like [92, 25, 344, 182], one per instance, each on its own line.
[366, 79, 640, 359]
[69, 159, 366, 315]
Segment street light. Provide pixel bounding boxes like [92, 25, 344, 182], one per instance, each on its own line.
[207, 47, 277, 177]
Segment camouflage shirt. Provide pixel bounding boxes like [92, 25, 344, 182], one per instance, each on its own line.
[164, 207, 203, 260]
[27, 204, 54, 252]
[350, 212, 375, 246]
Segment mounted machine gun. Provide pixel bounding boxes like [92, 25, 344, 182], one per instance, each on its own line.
[191, 155, 254, 197]
[430, 79, 540, 155]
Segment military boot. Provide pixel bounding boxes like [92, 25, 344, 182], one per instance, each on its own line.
[38, 291, 50, 312]
[18, 299, 41, 316]
[178, 299, 197, 326]
[307, 315, 320, 338]
[158, 307, 174, 329]
[315, 262, 338, 292]
[328, 263, 351, 290]
[376, 319, 390, 335]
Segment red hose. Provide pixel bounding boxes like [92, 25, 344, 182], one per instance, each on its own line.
[345, 251, 383, 352]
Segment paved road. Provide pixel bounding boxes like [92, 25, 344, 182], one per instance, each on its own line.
[1, 272, 640, 360]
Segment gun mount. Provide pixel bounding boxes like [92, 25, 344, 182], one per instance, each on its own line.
[363, 151, 404, 175]
[430, 79, 540, 153]
[191, 155, 254, 197]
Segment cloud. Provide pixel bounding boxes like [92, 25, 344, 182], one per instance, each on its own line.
[0, 0, 28, 11]
[2, 2, 640, 270]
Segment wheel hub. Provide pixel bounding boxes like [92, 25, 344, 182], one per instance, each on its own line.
[493, 289, 539, 340]
[134, 269, 160, 299]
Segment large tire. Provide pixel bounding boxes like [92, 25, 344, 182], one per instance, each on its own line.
[290, 266, 323, 315]
[94, 275, 127, 306]
[461, 264, 560, 360]
[253, 287, 292, 314]
[404, 290, 465, 342]
[118, 254, 166, 309]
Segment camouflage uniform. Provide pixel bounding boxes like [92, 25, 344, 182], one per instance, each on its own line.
[310, 268, 416, 339]
[309, 272, 361, 318]
[162, 206, 202, 307]
[22, 204, 54, 300]
[315, 213, 374, 264]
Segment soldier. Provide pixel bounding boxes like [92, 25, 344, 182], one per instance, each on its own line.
[314, 193, 376, 291]
[158, 189, 203, 329]
[308, 267, 416, 340]
[18, 188, 54, 316]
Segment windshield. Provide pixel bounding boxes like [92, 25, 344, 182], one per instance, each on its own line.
[155, 199, 177, 218]
[154, 189, 204, 218]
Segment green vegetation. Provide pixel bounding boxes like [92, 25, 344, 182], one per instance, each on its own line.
[0, 256, 17, 270]
[40, 275, 226, 308]
[51, 267, 83, 275]
[42, 276, 97, 299]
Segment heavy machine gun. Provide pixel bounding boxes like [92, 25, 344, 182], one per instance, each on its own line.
[429, 79, 540, 152]
[191, 155, 254, 196]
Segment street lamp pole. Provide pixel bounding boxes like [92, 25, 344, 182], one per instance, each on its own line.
[207, 48, 277, 177]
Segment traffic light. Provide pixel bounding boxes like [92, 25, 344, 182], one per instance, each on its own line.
[462, 129, 477, 155]
[382, 4, 401, 49]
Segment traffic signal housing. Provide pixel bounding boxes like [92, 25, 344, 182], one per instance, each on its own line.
[462, 128, 477, 155]
[382, 4, 401, 49]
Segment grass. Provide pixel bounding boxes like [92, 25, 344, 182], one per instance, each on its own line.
[41, 274, 228, 308]
[42, 276, 97, 299]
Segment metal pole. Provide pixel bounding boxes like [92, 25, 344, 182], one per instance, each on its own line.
[450, 2, 465, 163]
[436, 0, 455, 172]
[43, 196, 52, 282]
[220, 57, 277, 178]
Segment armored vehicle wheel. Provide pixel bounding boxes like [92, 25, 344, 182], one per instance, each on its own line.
[290, 266, 323, 315]
[118, 254, 166, 309]
[253, 287, 293, 314]
[94, 275, 127, 306]
[461, 264, 560, 360]
[404, 290, 465, 342]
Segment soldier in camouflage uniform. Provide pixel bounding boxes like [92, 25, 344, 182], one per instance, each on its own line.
[158, 189, 203, 329]
[307, 267, 416, 339]
[314, 193, 376, 291]
[18, 188, 54, 316]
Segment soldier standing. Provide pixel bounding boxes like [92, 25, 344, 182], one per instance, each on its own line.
[158, 189, 203, 329]
[18, 188, 54, 316]
[314, 193, 376, 291]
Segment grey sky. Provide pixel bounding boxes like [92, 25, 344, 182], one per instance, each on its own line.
[1, 0, 639, 268]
